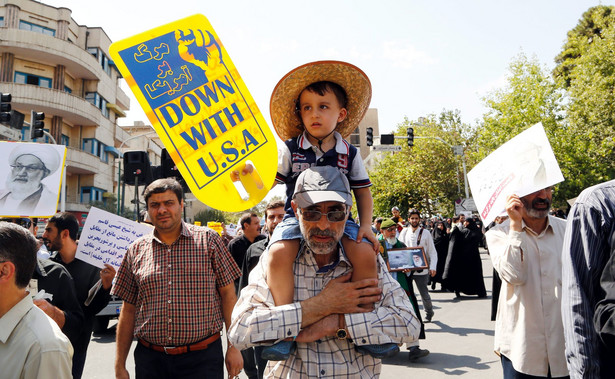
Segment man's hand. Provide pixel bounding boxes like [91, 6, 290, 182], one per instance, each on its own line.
[115, 366, 130, 379]
[505, 194, 524, 232]
[300, 273, 381, 328]
[296, 314, 339, 343]
[323, 273, 381, 313]
[225, 345, 243, 378]
[429, 270, 436, 277]
[33, 298, 54, 317]
[357, 225, 379, 253]
[33, 299, 65, 328]
[100, 264, 116, 290]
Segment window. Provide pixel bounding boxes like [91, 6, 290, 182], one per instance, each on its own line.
[81, 187, 107, 203]
[88, 47, 112, 76]
[20, 127, 50, 143]
[85, 92, 110, 118]
[82, 138, 109, 163]
[14, 72, 52, 88]
[64, 86, 72, 93]
[19, 20, 55, 36]
[0, 17, 4, 27]
[61, 134, 69, 147]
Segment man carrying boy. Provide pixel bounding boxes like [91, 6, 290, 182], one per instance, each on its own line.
[263, 60, 383, 359]
[229, 167, 420, 377]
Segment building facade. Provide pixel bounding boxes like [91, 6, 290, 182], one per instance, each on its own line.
[0, 0, 131, 222]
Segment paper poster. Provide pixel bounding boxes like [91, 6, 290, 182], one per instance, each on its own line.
[467, 123, 564, 225]
[109, 14, 277, 212]
[76, 207, 153, 269]
[0, 141, 66, 217]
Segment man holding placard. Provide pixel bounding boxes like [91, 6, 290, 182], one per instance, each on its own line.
[44, 212, 115, 379]
[112, 178, 243, 378]
[486, 188, 568, 378]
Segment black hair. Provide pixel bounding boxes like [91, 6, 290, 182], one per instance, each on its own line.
[408, 208, 421, 218]
[294, 81, 348, 117]
[239, 212, 258, 230]
[143, 178, 184, 206]
[264, 200, 285, 219]
[48, 212, 79, 241]
[0, 222, 37, 288]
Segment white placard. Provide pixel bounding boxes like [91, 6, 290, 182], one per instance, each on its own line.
[467, 123, 564, 225]
[0, 141, 66, 217]
[76, 207, 153, 269]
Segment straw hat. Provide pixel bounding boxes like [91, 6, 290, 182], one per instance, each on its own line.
[270, 61, 372, 141]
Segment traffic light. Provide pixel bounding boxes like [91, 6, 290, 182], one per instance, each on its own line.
[30, 111, 45, 139]
[407, 127, 414, 147]
[0, 93, 11, 124]
[366, 127, 373, 146]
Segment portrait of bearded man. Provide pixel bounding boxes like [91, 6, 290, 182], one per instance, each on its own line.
[0, 143, 62, 216]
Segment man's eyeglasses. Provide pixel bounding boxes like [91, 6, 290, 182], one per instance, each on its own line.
[1, 218, 32, 229]
[10, 164, 45, 174]
[383, 226, 397, 232]
[300, 209, 347, 222]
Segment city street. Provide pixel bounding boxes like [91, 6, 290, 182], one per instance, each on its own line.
[83, 249, 499, 378]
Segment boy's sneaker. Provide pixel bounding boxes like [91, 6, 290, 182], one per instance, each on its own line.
[408, 346, 430, 361]
[355, 343, 399, 359]
[260, 340, 296, 361]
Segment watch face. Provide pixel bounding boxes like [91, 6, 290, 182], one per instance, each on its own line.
[336, 329, 347, 340]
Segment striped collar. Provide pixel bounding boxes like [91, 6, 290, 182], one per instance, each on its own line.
[297, 131, 350, 155]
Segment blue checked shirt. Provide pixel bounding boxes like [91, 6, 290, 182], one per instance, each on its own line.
[229, 241, 420, 378]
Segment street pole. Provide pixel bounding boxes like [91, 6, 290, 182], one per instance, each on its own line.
[461, 156, 469, 199]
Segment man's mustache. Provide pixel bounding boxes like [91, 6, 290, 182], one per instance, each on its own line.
[532, 198, 551, 207]
[308, 229, 336, 239]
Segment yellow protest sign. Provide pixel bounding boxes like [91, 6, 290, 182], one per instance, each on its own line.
[109, 14, 276, 212]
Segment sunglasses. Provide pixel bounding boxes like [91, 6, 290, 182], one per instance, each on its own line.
[383, 226, 397, 232]
[1, 218, 32, 229]
[300, 209, 347, 222]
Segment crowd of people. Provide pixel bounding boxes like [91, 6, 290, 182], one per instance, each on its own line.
[1, 57, 613, 379]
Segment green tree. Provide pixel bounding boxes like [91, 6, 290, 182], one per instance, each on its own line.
[370, 111, 473, 218]
[194, 208, 227, 225]
[554, 6, 615, 185]
[473, 53, 592, 207]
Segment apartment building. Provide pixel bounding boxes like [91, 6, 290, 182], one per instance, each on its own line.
[0, 0, 131, 224]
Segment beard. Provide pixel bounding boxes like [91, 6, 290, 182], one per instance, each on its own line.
[522, 196, 551, 218]
[386, 236, 397, 245]
[6, 175, 41, 200]
[299, 222, 342, 255]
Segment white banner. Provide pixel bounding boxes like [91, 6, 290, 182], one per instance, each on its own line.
[467, 123, 564, 225]
[0, 142, 66, 217]
[76, 207, 153, 269]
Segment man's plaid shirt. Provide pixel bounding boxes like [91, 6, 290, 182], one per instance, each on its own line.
[229, 241, 420, 378]
[112, 222, 240, 346]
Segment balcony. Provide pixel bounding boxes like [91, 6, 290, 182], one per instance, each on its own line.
[66, 146, 103, 175]
[4, 83, 101, 126]
[0, 28, 102, 80]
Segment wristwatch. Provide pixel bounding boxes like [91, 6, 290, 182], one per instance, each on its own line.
[336, 314, 348, 340]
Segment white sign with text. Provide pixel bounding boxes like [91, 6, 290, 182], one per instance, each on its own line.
[467, 123, 564, 225]
[76, 207, 153, 269]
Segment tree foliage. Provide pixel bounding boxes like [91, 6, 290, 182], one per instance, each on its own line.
[554, 6, 615, 185]
[369, 110, 474, 218]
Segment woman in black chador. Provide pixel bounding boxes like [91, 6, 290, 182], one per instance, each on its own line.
[443, 218, 487, 298]
[430, 221, 449, 290]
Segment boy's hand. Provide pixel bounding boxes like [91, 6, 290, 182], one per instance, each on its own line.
[357, 225, 379, 253]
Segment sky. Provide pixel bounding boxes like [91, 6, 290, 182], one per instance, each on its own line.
[42, 0, 609, 134]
